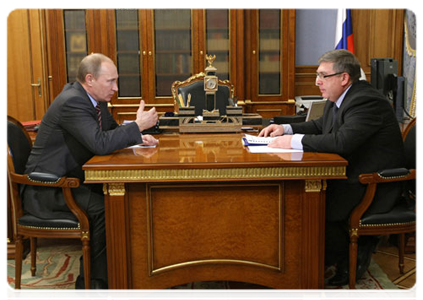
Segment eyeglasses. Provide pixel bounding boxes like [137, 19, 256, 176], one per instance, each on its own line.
[316, 72, 344, 80]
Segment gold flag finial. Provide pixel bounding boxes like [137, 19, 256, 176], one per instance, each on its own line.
[205, 54, 216, 68]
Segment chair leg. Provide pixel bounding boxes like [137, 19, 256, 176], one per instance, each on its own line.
[30, 237, 37, 276]
[15, 235, 24, 289]
[349, 235, 359, 289]
[82, 239, 91, 289]
[398, 234, 405, 274]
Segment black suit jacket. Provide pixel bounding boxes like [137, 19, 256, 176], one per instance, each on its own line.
[291, 80, 405, 221]
[23, 81, 142, 219]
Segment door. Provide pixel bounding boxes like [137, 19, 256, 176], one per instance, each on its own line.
[7, 9, 49, 122]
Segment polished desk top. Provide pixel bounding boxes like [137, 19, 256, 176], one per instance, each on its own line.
[83, 133, 347, 183]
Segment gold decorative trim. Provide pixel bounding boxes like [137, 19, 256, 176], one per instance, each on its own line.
[151, 259, 280, 276]
[404, 16, 416, 117]
[171, 72, 235, 108]
[410, 55, 420, 117]
[359, 220, 415, 227]
[102, 183, 108, 195]
[81, 231, 90, 240]
[322, 179, 327, 191]
[85, 166, 346, 182]
[107, 182, 126, 196]
[305, 180, 322, 192]
[404, 18, 416, 57]
[350, 228, 359, 237]
[18, 223, 80, 230]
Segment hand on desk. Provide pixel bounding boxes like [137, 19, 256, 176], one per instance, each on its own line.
[259, 124, 293, 149]
[259, 124, 284, 137]
[141, 134, 159, 146]
[268, 135, 293, 149]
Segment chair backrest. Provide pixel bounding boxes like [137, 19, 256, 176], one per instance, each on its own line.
[403, 118, 416, 170]
[7, 116, 33, 175]
[402, 118, 416, 198]
[172, 72, 235, 116]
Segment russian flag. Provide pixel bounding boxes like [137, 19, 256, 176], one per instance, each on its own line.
[335, 9, 355, 53]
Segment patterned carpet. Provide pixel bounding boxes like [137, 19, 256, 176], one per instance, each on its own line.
[7, 243, 398, 290]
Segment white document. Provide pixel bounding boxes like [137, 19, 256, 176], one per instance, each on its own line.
[247, 146, 303, 153]
[243, 134, 277, 145]
[127, 144, 157, 149]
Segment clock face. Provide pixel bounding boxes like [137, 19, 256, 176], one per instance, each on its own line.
[206, 79, 217, 89]
[205, 78, 217, 90]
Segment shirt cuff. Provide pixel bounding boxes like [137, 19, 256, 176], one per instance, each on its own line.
[282, 124, 293, 135]
[291, 134, 304, 150]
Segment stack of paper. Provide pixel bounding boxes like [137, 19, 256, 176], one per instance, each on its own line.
[242, 134, 303, 154]
[242, 134, 276, 146]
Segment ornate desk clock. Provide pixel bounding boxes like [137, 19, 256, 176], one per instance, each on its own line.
[178, 54, 243, 133]
[204, 54, 219, 113]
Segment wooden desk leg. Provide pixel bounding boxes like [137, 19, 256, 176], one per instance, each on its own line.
[104, 183, 130, 289]
[301, 179, 326, 289]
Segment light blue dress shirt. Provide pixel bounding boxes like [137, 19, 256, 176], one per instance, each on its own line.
[86, 93, 98, 107]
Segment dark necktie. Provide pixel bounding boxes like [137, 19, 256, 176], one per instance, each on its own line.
[95, 103, 102, 130]
[332, 104, 338, 126]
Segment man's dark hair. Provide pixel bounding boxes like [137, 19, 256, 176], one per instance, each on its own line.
[318, 49, 361, 82]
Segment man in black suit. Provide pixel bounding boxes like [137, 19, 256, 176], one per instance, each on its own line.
[259, 49, 405, 286]
[22, 53, 159, 289]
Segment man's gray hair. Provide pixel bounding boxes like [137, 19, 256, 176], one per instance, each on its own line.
[77, 53, 114, 83]
[318, 49, 361, 82]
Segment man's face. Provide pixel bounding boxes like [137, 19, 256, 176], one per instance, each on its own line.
[89, 62, 118, 102]
[315, 62, 346, 102]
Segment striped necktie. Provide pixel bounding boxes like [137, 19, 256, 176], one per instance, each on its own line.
[95, 103, 102, 130]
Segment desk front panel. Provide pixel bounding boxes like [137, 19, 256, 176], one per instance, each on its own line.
[83, 133, 347, 289]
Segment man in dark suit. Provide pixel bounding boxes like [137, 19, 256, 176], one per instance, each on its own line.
[22, 53, 159, 289]
[259, 49, 405, 286]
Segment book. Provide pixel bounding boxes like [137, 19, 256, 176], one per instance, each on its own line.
[242, 134, 276, 146]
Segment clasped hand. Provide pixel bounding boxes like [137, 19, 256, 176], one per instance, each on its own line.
[258, 124, 293, 149]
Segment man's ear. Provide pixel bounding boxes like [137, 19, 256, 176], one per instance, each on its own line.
[341, 72, 351, 87]
[85, 74, 94, 86]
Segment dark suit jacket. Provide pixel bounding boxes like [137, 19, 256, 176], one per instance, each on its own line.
[291, 80, 405, 221]
[23, 81, 142, 219]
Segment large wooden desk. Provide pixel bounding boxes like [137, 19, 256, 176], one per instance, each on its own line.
[83, 133, 347, 289]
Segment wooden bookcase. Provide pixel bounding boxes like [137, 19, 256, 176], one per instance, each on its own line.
[44, 9, 297, 121]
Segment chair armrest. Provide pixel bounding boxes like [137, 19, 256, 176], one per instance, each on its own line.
[28, 172, 61, 183]
[378, 168, 410, 178]
[9, 172, 80, 188]
[359, 168, 415, 184]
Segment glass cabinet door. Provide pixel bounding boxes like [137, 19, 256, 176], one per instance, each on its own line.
[63, 10, 87, 83]
[205, 9, 230, 81]
[154, 9, 192, 97]
[115, 9, 141, 98]
[258, 9, 281, 95]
